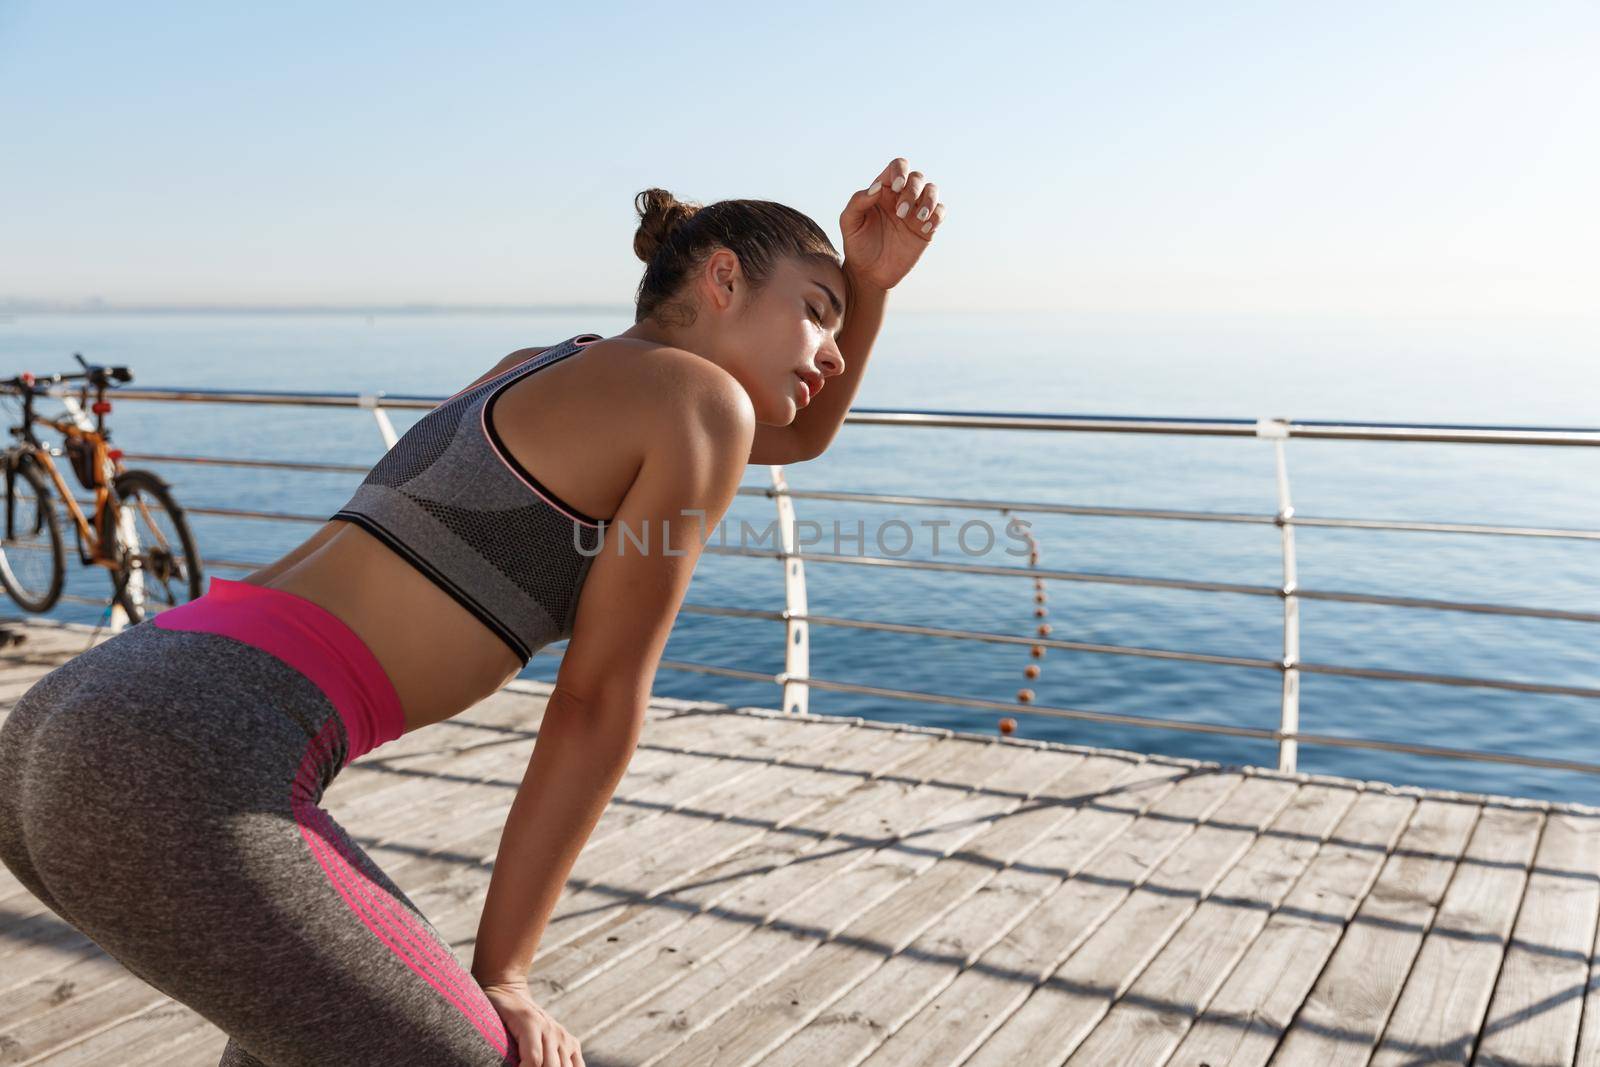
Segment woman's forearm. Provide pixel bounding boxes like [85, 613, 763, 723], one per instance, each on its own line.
[789, 264, 889, 458]
[469, 691, 640, 985]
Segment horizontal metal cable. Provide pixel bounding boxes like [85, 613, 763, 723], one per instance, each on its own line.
[40, 386, 1600, 445]
[706, 545, 1600, 623]
[734, 486, 1600, 541]
[118, 451, 370, 474]
[672, 605, 1600, 699]
[74, 465, 1596, 540]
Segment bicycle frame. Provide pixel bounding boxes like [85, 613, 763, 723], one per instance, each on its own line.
[3, 376, 126, 569]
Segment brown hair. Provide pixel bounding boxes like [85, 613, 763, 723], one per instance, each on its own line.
[632, 188, 842, 326]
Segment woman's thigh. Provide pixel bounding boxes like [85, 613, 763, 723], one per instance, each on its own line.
[0, 623, 517, 1067]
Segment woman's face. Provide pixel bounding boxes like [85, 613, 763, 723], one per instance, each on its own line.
[691, 249, 850, 426]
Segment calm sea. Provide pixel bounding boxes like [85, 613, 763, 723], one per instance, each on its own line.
[3, 310, 1597, 804]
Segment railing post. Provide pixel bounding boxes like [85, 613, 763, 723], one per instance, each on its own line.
[769, 464, 810, 715]
[358, 393, 398, 450]
[1258, 417, 1300, 772]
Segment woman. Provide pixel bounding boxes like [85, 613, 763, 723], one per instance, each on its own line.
[0, 157, 942, 1067]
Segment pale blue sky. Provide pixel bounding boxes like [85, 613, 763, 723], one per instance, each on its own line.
[2, 1, 1595, 315]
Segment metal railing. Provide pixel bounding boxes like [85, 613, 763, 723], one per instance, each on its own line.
[12, 383, 1598, 778]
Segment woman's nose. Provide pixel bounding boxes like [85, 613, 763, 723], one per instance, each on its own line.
[817, 345, 845, 378]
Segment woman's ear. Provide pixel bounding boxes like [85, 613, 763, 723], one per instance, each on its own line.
[701, 248, 741, 312]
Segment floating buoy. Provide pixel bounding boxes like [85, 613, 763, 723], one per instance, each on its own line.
[999, 717, 1017, 734]
[1035, 591, 1047, 603]
[1024, 664, 1040, 679]
[1030, 644, 1045, 659]
[1034, 607, 1047, 618]
[1017, 689, 1034, 703]
[1037, 622, 1052, 636]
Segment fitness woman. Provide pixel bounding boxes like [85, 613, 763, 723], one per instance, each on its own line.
[0, 156, 943, 1066]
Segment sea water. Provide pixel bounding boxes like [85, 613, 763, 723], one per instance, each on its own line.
[2, 309, 1596, 804]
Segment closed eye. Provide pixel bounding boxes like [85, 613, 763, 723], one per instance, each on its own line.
[807, 304, 824, 325]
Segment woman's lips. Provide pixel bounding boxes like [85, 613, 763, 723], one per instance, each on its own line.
[794, 372, 811, 407]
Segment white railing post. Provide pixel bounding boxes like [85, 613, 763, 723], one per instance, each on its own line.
[1258, 417, 1300, 772]
[769, 464, 810, 715]
[358, 393, 398, 450]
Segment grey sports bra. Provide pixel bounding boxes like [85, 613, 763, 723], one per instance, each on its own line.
[331, 333, 609, 666]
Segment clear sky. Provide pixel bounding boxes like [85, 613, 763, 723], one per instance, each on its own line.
[2, 1, 1595, 316]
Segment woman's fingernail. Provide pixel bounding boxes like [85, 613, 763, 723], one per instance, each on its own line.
[897, 201, 910, 218]
[867, 181, 882, 196]
[892, 176, 906, 192]
[916, 206, 930, 221]
[921, 221, 933, 233]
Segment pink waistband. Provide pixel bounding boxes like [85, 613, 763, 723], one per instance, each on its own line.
[152, 576, 406, 766]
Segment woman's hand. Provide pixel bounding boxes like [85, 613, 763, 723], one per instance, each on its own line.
[839, 156, 946, 291]
[479, 977, 585, 1067]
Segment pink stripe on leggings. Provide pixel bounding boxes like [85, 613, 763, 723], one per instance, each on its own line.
[293, 715, 514, 1058]
[152, 576, 405, 766]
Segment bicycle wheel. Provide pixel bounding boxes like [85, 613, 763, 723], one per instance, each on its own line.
[0, 457, 66, 612]
[109, 468, 204, 623]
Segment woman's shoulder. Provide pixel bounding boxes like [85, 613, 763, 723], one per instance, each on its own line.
[576, 337, 755, 437]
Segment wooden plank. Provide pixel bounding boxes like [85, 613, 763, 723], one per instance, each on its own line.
[1063, 780, 1361, 1065]
[0, 864, 35, 909]
[936, 773, 1293, 1066]
[544, 735, 1086, 1062]
[1486, 808, 1600, 1066]
[126, 1023, 221, 1066]
[0, 670, 56, 704]
[50, 999, 214, 1066]
[0, 624, 102, 665]
[337, 707, 839, 900]
[0, 964, 180, 1066]
[525, 719, 860, 880]
[323, 682, 658, 806]
[0, 902, 99, 972]
[799, 763, 1239, 1067]
[1367, 801, 1545, 1065]
[1269, 795, 1484, 1065]
[581, 736, 1086, 1066]
[0, 942, 130, 1035]
[654, 751, 1141, 1066]
[486, 723, 942, 993]
[371, 715, 866, 941]
[1168, 787, 1419, 1066]
[438, 729, 960, 991]
[757, 754, 1191, 1067]
[319, 687, 555, 803]
[0, 662, 54, 696]
[415, 717, 886, 954]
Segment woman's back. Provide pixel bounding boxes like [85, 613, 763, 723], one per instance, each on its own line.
[254, 334, 710, 734]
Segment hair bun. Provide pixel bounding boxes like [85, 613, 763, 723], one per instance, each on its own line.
[633, 188, 701, 263]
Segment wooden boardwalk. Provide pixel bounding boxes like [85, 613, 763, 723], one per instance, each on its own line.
[2, 618, 1598, 1066]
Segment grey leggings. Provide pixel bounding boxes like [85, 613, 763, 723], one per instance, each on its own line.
[0, 620, 519, 1066]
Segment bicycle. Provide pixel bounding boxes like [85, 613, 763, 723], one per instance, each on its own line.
[0, 354, 204, 622]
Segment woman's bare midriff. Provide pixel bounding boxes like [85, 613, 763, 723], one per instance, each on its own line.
[247, 339, 647, 736]
[260, 521, 528, 735]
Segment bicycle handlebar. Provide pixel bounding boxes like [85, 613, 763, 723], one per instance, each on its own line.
[0, 355, 133, 394]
